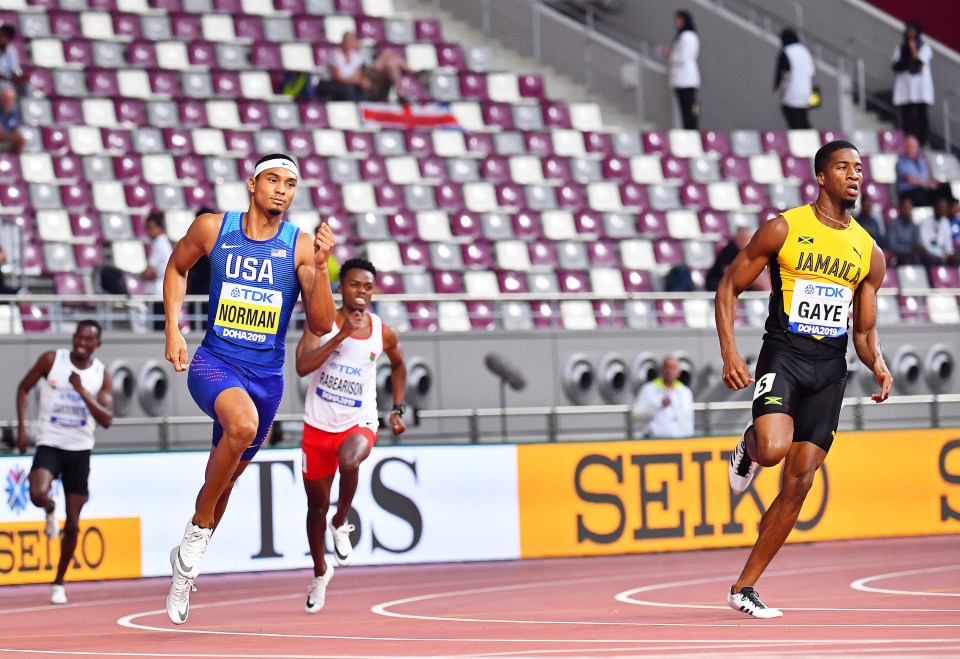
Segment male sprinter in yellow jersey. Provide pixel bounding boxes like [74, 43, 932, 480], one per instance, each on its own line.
[715, 140, 893, 618]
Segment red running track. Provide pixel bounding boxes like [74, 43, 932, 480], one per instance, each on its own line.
[1, 535, 959, 657]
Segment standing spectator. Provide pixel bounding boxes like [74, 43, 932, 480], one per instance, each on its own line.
[0, 85, 23, 153]
[918, 196, 956, 265]
[142, 212, 173, 330]
[0, 25, 25, 95]
[774, 29, 815, 129]
[632, 355, 694, 439]
[892, 20, 934, 146]
[661, 10, 700, 130]
[855, 192, 887, 251]
[896, 135, 950, 207]
[886, 197, 921, 265]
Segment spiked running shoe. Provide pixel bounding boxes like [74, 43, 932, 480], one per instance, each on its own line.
[330, 522, 355, 566]
[727, 586, 783, 618]
[728, 424, 758, 493]
[305, 565, 335, 613]
[174, 521, 212, 580]
[166, 547, 197, 625]
[50, 584, 67, 605]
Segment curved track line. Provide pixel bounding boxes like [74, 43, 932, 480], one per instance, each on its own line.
[850, 564, 960, 597]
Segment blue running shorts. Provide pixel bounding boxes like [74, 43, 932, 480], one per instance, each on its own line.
[187, 345, 285, 461]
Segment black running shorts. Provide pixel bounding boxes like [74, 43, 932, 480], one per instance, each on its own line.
[31, 445, 92, 497]
[751, 342, 848, 452]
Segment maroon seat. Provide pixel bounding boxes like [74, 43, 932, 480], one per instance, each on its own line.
[512, 210, 541, 240]
[0, 154, 20, 183]
[655, 299, 687, 327]
[435, 182, 464, 211]
[174, 154, 204, 182]
[542, 155, 570, 182]
[433, 270, 463, 294]
[387, 211, 417, 240]
[74, 243, 105, 270]
[237, 100, 269, 127]
[345, 131, 374, 156]
[637, 210, 668, 239]
[781, 155, 812, 181]
[415, 18, 442, 42]
[529, 241, 558, 268]
[462, 241, 494, 269]
[300, 101, 328, 128]
[642, 131, 669, 156]
[518, 74, 545, 100]
[275, 0, 303, 10]
[63, 40, 93, 67]
[234, 15, 264, 41]
[375, 183, 403, 209]
[583, 131, 613, 156]
[295, 155, 325, 182]
[212, 70, 241, 97]
[482, 102, 513, 130]
[523, 131, 552, 156]
[53, 272, 88, 295]
[406, 302, 438, 331]
[185, 186, 214, 210]
[800, 180, 819, 204]
[27, 69, 54, 97]
[496, 269, 528, 293]
[929, 265, 960, 289]
[52, 98, 83, 125]
[284, 130, 313, 157]
[541, 101, 572, 129]
[740, 182, 769, 207]
[820, 130, 846, 144]
[149, 69, 180, 96]
[61, 184, 91, 210]
[359, 156, 387, 184]
[88, 0, 118, 9]
[459, 72, 488, 100]
[557, 183, 585, 210]
[116, 99, 148, 127]
[699, 209, 730, 238]
[171, 13, 202, 40]
[399, 242, 430, 268]
[464, 132, 493, 156]
[480, 156, 510, 184]
[178, 100, 208, 128]
[102, 128, 133, 153]
[113, 12, 141, 39]
[224, 129, 254, 154]
[619, 182, 648, 208]
[311, 182, 343, 212]
[322, 212, 352, 242]
[653, 239, 684, 265]
[466, 301, 497, 330]
[420, 155, 446, 180]
[594, 301, 625, 328]
[701, 130, 731, 156]
[680, 181, 708, 209]
[861, 181, 891, 207]
[721, 156, 751, 183]
[50, 11, 81, 39]
[587, 241, 618, 266]
[531, 301, 559, 328]
[661, 155, 688, 182]
[436, 43, 465, 70]
[357, 16, 384, 42]
[450, 210, 482, 239]
[124, 182, 153, 209]
[251, 42, 282, 70]
[70, 211, 101, 239]
[404, 131, 434, 157]
[878, 129, 904, 153]
[496, 182, 523, 208]
[187, 42, 217, 69]
[41, 127, 69, 153]
[898, 295, 928, 323]
[376, 272, 403, 295]
[761, 130, 790, 155]
[557, 269, 589, 293]
[574, 209, 603, 238]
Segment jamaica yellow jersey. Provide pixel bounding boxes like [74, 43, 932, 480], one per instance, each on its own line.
[764, 204, 875, 354]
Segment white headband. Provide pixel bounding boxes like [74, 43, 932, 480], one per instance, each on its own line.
[254, 157, 300, 180]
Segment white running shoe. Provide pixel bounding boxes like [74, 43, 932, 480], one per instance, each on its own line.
[727, 586, 783, 618]
[174, 521, 212, 580]
[329, 521, 355, 566]
[728, 424, 758, 493]
[166, 546, 197, 625]
[50, 584, 67, 605]
[44, 497, 59, 540]
[304, 565, 334, 614]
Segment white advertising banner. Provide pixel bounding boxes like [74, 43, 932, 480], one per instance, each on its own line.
[0, 444, 520, 582]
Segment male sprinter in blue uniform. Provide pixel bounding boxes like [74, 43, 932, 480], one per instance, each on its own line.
[162, 154, 336, 625]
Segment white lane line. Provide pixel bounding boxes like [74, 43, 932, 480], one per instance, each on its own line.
[850, 565, 960, 597]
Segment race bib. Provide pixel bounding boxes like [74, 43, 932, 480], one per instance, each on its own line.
[788, 278, 853, 337]
[50, 390, 89, 428]
[213, 282, 282, 347]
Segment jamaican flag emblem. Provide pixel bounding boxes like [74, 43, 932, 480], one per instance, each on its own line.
[798, 235, 814, 245]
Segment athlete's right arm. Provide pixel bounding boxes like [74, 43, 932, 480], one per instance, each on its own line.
[715, 217, 788, 390]
[15, 352, 54, 454]
[163, 213, 219, 372]
[294, 313, 357, 377]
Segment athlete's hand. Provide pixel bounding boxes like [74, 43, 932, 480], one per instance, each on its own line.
[339, 310, 364, 337]
[165, 329, 189, 372]
[313, 223, 336, 266]
[721, 353, 755, 391]
[68, 371, 83, 392]
[871, 364, 893, 403]
[389, 412, 406, 436]
[16, 426, 27, 455]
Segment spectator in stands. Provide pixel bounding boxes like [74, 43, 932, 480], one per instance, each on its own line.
[661, 10, 700, 130]
[143, 212, 173, 330]
[950, 197, 960, 252]
[321, 33, 415, 103]
[896, 135, 950, 207]
[632, 355, 694, 439]
[892, 20, 934, 146]
[855, 192, 887, 252]
[706, 226, 770, 292]
[774, 29, 815, 129]
[919, 196, 957, 266]
[0, 25, 26, 95]
[0, 85, 24, 153]
[886, 197, 922, 266]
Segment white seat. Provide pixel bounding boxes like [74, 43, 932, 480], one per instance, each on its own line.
[463, 182, 498, 212]
[324, 15, 356, 43]
[80, 12, 114, 40]
[928, 295, 960, 324]
[364, 241, 403, 272]
[81, 99, 117, 129]
[570, 103, 604, 132]
[20, 154, 55, 184]
[682, 240, 716, 269]
[587, 182, 623, 212]
[749, 153, 784, 184]
[449, 102, 484, 132]
[683, 299, 714, 328]
[30, 39, 64, 68]
[405, 43, 438, 71]
[416, 211, 452, 241]
[192, 128, 227, 156]
[707, 182, 743, 211]
[0, 304, 24, 335]
[37, 210, 73, 242]
[215, 182, 248, 211]
[619, 239, 655, 269]
[630, 155, 665, 184]
[560, 300, 597, 330]
[666, 210, 702, 240]
[867, 154, 897, 184]
[240, 72, 275, 101]
[509, 155, 544, 185]
[361, 0, 395, 16]
[589, 266, 625, 294]
[92, 181, 126, 212]
[313, 129, 348, 157]
[281, 43, 315, 72]
[111, 240, 147, 274]
[486, 72, 520, 104]
[438, 301, 471, 332]
[342, 183, 377, 213]
[541, 210, 576, 240]
[326, 102, 361, 130]
[156, 42, 190, 70]
[241, 0, 277, 14]
[433, 130, 467, 157]
[787, 129, 821, 158]
[494, 240, 531, 271]
[386, 156, 422, 184]
[116, 70, 152, 99]
[464, 270, 499, 296]
[68, 127, 103, 156]
[669, 129, 704, 158]
[551, 129, 586, 157]
[206, 100, 242, 130]
[286, 210, 321, 235]
[164, 210, 194, 241]
[201, 14, 236, 42]
[142, 154, 177, 185]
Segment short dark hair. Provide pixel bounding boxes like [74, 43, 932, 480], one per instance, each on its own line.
[339, 257, 377, 281]
[146, 212, 165, 229]
[814, 140, 859, 176]
[0, 25, 16, 40]
[254, 153, 297, 178]
[195, 206, 214, 218]
[77, 319, 102, 339]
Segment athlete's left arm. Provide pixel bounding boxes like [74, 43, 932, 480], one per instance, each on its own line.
[382, 324, 407, 436]
[69, 368, 113, 428]
[852, 243, 893, 403]
[295, 224, 337, 336]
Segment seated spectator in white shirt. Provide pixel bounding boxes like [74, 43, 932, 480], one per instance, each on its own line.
[632, 356, 695, 439]
[142, 212, 174, 330]
[919, 197, 957, 266]
[320, 32, 415, 103]
[0, 25, 26, 96]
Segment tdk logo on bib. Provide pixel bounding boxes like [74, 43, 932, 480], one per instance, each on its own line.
[804, 283, 845, 298]
[229, 287, 276, 304]
[789, 278, 852, 338]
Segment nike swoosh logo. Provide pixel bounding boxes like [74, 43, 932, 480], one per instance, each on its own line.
[220, 243, 239, 249]
[334, 547, 349, 560]
[306, 597, 315, 608]
[177, 606, 187, 622]
[177, 552, 194, 575]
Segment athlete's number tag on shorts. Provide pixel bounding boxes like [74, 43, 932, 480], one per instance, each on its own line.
[753, 373, 776, 401]
[788, 277, 852, 338]
[214, 282, 282, 347]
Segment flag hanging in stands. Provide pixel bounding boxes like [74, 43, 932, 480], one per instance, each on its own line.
[360, 102, 460, 130]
